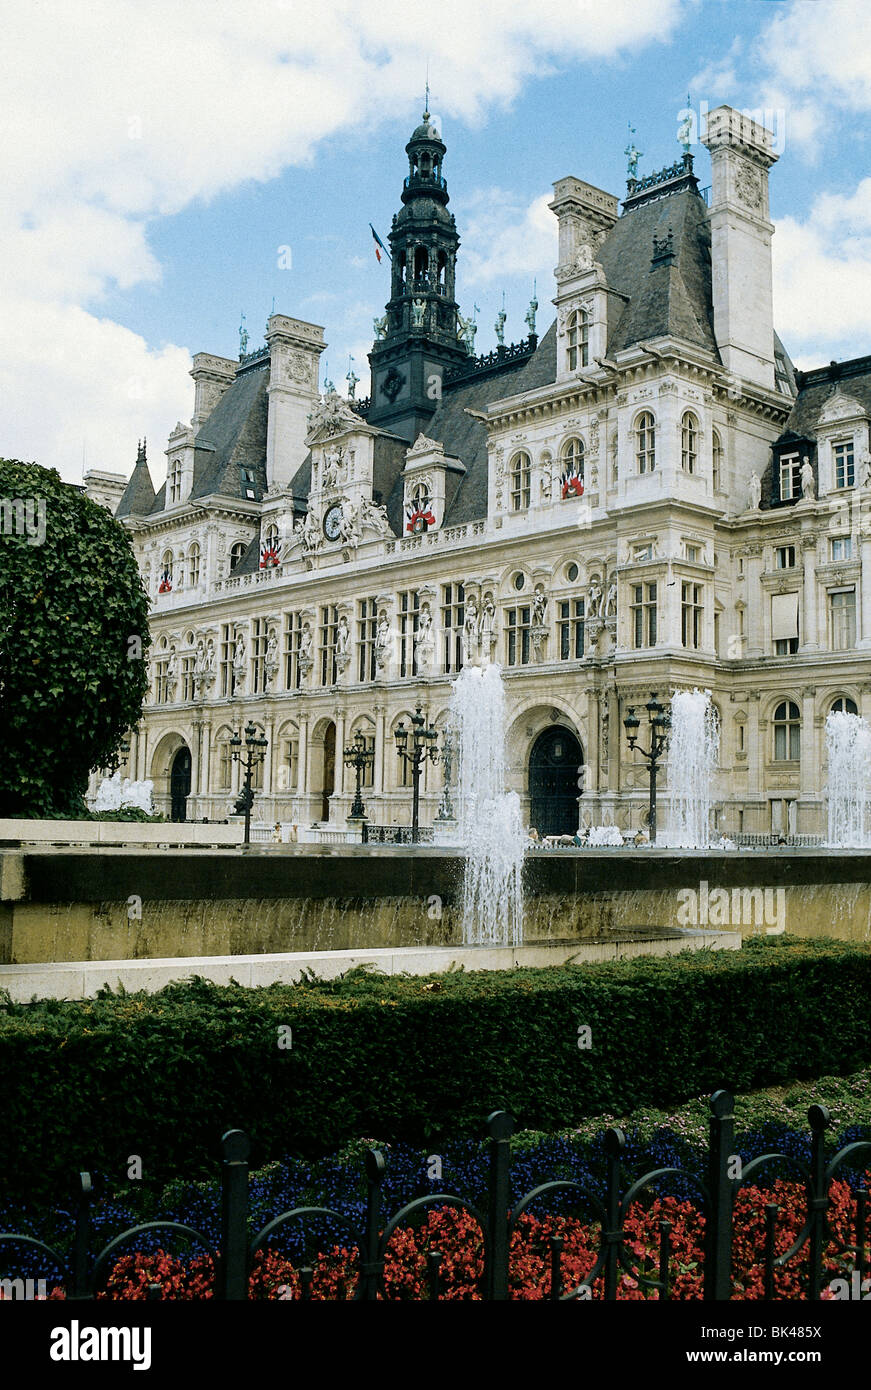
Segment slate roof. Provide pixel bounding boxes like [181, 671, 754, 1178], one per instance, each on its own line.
[597, 187, 717, 357]
[782, 356, 871, 440]
[188, 363, 269, 505]
[116, 445, 156, 518]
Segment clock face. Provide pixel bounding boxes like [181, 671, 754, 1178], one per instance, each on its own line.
[323, 504, 343, 542]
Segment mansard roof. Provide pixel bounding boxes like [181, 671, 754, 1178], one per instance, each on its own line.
[783, 355, 871, 441]
[189, 363, 269, 504]
[596, 186, 717, 357]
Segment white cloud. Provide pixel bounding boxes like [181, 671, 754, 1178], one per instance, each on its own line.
[460, 190, 557, 285]
[773, 176, 871, 361]
[0, 0, 682, 481]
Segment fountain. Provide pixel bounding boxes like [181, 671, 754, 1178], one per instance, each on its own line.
[450, 663, 525, 947]
[826, 710, 871, 847]
[667, 689, 719, 849]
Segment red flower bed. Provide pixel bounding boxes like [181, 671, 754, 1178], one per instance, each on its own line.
[36, 1176, 867, 1300]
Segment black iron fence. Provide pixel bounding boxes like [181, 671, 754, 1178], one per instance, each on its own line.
[361, 823, 435, 845]
[1, 1092, 868, 1301]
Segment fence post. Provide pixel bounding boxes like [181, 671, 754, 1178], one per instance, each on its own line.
[218, 1129, 250, 1300]
[807, 1104, 831, 1301]
[70, 1172, 93, 1300]
[603, 1128, 625, 1300]
[487, 1110, 515, 1301]
[362, 1148, 387, 1301]
[705, 1090, 735, 1301]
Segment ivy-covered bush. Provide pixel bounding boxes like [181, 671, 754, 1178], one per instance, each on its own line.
[0, 459, 149, 817]
[0, 937, 869, 1204]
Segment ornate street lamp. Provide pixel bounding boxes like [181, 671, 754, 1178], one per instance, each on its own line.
[106, 736, 131, 777]
[394, 704, 439, 842]
[623, 691, 671, 844]
[343, 728, 374, 822]
[230, 720, 268, 847]
[436, 729, 455, 822]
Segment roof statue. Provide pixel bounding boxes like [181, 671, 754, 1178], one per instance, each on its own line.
[494, 294, 507, 347]
[238, 313, 249, 358]
[525, 281, 538, 336]
[625, 123, 643, 179]
[678, 95, 693, 156]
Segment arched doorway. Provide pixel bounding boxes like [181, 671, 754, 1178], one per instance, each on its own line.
[529, 726, 583, 836]
[321, 722, 336, 822]
[170, 747, 192, 822]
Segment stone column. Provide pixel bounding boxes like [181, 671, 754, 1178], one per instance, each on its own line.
[801, 686, 816, 797]
[201, 720, 212, 799]
[800, 535, 818, 650]
[373, 704, 386, 802]
[747, 695, 763, 800]
[263, 716, 276, 797]
[859, 536, 871, 648]
[334, 709, 346, 800]
[297, 712, 309, 797]
[745, 549, 764, 656]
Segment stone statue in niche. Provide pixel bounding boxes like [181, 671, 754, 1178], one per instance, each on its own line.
[336, 615, 351, 656]
[478, 593, 497, 654]
[604, 582, 617, 619]
[415, 602, 435, 672]
[801, 457, 815, 501]
[375, 611, 392, 670]
[587, 578, 603, 619]
[462, 596, 480, 665]
[532, 584, 547, 626]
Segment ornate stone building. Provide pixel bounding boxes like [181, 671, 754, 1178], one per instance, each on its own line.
[89, 106, 871, 838]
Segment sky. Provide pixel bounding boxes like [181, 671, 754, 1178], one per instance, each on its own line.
[2, 0, 871, 488]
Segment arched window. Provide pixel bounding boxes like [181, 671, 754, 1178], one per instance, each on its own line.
[230, 541, 246, 572]
[161, 550, 173, 579]
[636, 412, 656, 474]
[188, 543, 200, 587]
[831, 696, 858, 715]
[712, 429, 723, 492]
[159, 550, 173, 593]
[681, 412, 698, 474]
[567, 310, 589, 371]
[169, 457, 182, 504]
[560, 438, 584, 498]
[510, 451, 531, 511]
[773, 700, 801, 761]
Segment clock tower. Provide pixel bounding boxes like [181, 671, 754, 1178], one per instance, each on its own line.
[367, 110, 470, 442]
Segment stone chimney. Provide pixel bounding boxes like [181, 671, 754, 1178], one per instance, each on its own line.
[190, 353, 237, 430]
[702, 106, 779, 391]
[265, 315, 326, 492]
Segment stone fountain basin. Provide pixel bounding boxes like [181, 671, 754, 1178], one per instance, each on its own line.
[1, 846, 870, 969]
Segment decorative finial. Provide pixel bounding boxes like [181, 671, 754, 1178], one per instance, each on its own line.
[239, 312, 249, 359]
[424, 62, 430, 119]
[625, 122, 642, 180]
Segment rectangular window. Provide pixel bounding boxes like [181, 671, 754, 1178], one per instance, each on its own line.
[251, 617, 266, 694]
[220, 624, 234, 698]
[358, 597, 378, 682]
[737, 722, 745, 752]
[831, 536, 853, 562]
[633, 544, 653, 563]
[398, 590, 419, 678]
[319, 605, 338, 686]
[181, 656, 196, 703]
[779, 454, 801, 501]
[506, 606, 531, 666]
[154, 659, 170, 704]
[441, 582, 465, 673]
[631, 582, 657, 648]
[558, 599, 585, 660]
[771, 591, 799, 655]
[283, 738, 299, 793]
[681, 582, 703, 649]
[358, 733, 376, 788]
[684, 544, 700, 563]
[830, 588, 856, 650]
[218, 740, 232, 790]
[775, 545, 795, 569]
[283, 612, 302, 690]
[833, 440, 855, 490]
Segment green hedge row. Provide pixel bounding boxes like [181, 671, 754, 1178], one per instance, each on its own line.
[1, 937, 869, 1202]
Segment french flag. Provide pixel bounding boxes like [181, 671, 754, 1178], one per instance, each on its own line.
[370, 224, 391, 264]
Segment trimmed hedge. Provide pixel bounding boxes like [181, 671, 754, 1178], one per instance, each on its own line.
[1, 937, 869, 1203]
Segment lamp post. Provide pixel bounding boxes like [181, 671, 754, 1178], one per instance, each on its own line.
[343, 729, 374, 822]
[623, 691, 671, 844]
[394, 704, 439, 842]
[106, 737, 131, 776]
[230, 720, 268, 847]
[436, 729, 455, 822]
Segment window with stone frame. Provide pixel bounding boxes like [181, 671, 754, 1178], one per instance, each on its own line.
[358, 597, 378, 682]
[558, 598, 585, 659]
[779, 453, 801, 501]
[181, 655, 196, 702]
[220, 623, 235, 697]
[712, 429, 723, 492]
[251, 617, 267, 694]
[283, 612, 302, 690]
[282, 736, 299, 793]
[188, 542, 201, 587]
[681, 412, 698, 473]
[169, 457, 182, 504]
[441, 582, 465, 673]
[631, 582, 657, 648]
[773, 700, 801, 761]
[319, 605, 338, 686]
[567, 309, 589, 371]
[218, 738, 233, 790]
[636, 412, 656, 474]
[830, 588, 856, 651]
[230, 541, 247, 572]
[398, 590, 419, 678]
[831, 696, 858, 715]
[833, 439, 855, 490]
[681, 581, 703, 649]
[509, 451, 531, 511]
[505, 605, 532, 666]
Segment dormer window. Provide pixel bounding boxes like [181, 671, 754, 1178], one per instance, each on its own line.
[510, 451, 531, 511]
[681, 412, 698, 473]
[230, 541, 246, 572]
[567, 310, 589, 371]
[833, 440, 855, 489]
[169, 458, 182, 504]
[779, 453, 801, 501]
